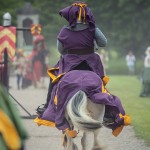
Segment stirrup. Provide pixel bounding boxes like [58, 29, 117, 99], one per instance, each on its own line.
[36, 104, 46, 115]
[103, 117, 114, 126]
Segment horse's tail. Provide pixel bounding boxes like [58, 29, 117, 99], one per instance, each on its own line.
[67, 90, 103, 131]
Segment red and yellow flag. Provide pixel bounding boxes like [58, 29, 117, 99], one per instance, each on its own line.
[0, 26, 16, 61]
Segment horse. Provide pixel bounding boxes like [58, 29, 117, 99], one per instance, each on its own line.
[58, 70, 108, 150]
[65, 90, 105, 150]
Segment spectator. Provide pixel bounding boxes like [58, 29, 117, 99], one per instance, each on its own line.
[13, 49, 26, 89]
[29, 35, 49, 88]
[140, 47, 150, 97]
[125, 51, 136, 75]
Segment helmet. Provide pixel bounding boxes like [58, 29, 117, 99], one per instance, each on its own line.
[3, 12, 11, 26]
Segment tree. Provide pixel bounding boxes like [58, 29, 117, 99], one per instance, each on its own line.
[0, 0, 150, 56]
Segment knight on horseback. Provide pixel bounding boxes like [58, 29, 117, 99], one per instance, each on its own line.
[34, 1, 130, 149]
[36, 0, 107, 115]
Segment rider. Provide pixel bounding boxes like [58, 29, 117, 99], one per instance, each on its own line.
[36, 1, 107, 114]
[35, 1, 130, 138]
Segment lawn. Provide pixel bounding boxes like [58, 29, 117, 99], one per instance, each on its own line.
[106, 75, 150, 145]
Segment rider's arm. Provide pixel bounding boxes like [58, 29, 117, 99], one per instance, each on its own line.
[57, 40, 65, 55]
[94, 27, 107, 47]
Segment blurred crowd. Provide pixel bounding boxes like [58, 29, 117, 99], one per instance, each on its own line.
[13, 35, 49, 90]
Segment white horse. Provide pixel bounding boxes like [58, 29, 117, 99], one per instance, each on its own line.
[64, 90, 105, 150]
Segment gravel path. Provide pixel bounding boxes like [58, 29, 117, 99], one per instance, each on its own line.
[9, 77, 150, 150]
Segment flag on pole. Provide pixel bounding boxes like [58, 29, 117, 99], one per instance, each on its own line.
[0, 26, 16, 61]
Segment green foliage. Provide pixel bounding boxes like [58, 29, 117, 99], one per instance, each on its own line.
[0, 0, 25, 25]
[107, 76, 150, 145]
[108, 56, 143, 75]
[108, 58, 128, 75]
[0, 0, 150, 57]
[89, 0, 150, 56]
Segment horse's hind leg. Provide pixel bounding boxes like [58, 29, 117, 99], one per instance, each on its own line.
[81, 132, 89, 150]
[63, 134, 78, 150]
[92, 129, 104, 150]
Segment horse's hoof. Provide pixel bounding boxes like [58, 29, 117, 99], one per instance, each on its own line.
[92, 145, 106, 150]
[92, 148, 103, 150]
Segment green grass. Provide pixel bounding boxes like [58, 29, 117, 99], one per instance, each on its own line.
[107, 75, 150, 145]
[108, 58, 143, 75]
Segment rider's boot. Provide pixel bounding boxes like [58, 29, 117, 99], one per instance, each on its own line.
[36, 78, 53, 115]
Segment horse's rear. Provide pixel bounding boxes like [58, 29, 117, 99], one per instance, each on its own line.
[64, 70, 106, 150]
[66, 91, 105, 131]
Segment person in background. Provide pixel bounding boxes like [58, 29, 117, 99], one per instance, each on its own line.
[29, 35, 49, 88]
[13, 49, 26, 90]
[140, 47, 150, 97]
[125, 51, 136, 75]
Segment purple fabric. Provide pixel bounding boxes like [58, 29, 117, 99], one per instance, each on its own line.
[56, 53, 104, 78]
[58, 2, 96, 50]
[57, 27, 95, 50]
[59, 1, 95, 29]
[40, 70, 126, 131]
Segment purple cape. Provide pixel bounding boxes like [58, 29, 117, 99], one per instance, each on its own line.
[37, 70, 126, 131]
[54, 53, 104, 78]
